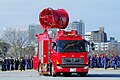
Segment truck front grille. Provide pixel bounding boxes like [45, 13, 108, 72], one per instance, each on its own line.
[62, 58, 84, 65]
[58, 64, 87, 68]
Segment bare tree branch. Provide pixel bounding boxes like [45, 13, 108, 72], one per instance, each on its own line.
[2, 27, 35, 58]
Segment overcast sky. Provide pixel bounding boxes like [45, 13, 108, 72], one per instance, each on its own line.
[0, 0, 120, 40]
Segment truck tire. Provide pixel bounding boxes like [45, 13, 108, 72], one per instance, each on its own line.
[79, 72, 87, 77]
[50, 63, 56, 77]
[63, 73, 71, 76]
[38, 63, 41, 75]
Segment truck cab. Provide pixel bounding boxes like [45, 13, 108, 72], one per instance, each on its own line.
[50, 30, 89, 76]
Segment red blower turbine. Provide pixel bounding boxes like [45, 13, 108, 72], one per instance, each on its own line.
[39, 8, 69, 30]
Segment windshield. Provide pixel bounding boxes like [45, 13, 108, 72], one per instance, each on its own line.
[56, 40, 88, 52]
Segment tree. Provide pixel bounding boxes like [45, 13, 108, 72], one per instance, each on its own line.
[2, 27, 35, 58]
[0, 39, 10, 57]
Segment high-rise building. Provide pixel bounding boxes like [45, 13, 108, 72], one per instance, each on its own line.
[29, 24, 44, 44]
[94, 40, 119, 55]
[118, 42, 120, 54]
[71, 20, 85, 38]
[110, 37, 116, 43]
[91, 27, 107, 42]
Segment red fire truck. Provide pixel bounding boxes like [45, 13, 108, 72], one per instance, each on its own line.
[33, 8, 92, 77]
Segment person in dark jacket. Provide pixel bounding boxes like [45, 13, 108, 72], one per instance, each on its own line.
[115, 55, 120, 68]
[30, 57, 33, 69]
[20, 58, 23, 71]
[26, 57, 31, 69]
[110, 56, 115, 68]
[15, 57, 19, 70]
[20, 57, 26, 71]
[10, 57, 14, 70]
[1, 57, 6, 71]
[22, 58, 26, 71]
[3, 57, 7, 71]
[103, 55, 107, 69]
[6, 57, 10, 71]
[92, 56, 96, 68]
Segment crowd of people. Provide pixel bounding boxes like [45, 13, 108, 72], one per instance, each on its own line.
[88, 54, 120, 70]
[1, 57, 33, 71]
[1, 54, 120, 71]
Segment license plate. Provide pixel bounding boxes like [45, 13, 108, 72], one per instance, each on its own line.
[70, 68, 76, 72]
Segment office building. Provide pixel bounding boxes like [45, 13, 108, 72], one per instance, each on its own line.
[29, 24, 44, 44]
[65, 20, 85, 38]
[91, 27, 107, 42]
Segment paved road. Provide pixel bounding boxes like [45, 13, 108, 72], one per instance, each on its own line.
[0, 69, 120, 80]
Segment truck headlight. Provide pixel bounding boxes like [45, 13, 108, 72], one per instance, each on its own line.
[84, 66, 88, 69]
[56, 60, 59, 64]
[86, 61, 88, 64]
[57, 66, 62, 69]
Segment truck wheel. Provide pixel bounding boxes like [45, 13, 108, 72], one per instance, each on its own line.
[51, 64, 56, 77]
[38, 63, 41, 75]
[79, 72, 87, 77]
[63, 73, 71, 76]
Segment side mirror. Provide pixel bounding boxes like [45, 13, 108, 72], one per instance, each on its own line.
[91, 42, 95, 51]
[91, 42, 94, 47]
[52, 42, 56, 48]
[52, 42, 57, 51]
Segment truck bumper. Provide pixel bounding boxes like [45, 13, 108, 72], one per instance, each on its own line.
[55, 65, 88, 73]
